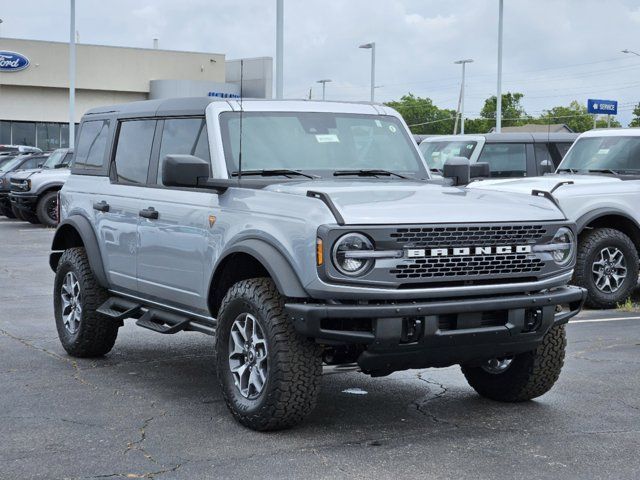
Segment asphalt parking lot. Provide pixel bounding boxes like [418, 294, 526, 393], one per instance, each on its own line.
[1, 217, 639, 480]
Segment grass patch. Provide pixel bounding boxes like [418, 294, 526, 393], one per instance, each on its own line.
[617, 297, 639, 312]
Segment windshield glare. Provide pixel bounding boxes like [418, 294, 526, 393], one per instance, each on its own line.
[419, 140, 477, 170]
[42, 149, 67, 169]
[559, 136, 640, 172]
[219, 112, 427, 178]
[0, 156, 18, 171]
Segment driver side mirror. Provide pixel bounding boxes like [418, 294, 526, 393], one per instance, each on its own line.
[443, 157, 471, 186]
[539, 159, 555, 175]
[162, 154, 210, 187]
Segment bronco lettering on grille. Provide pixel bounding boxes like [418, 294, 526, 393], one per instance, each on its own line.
[406, 245, 533, 258]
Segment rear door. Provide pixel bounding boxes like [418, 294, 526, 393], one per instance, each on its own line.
[136, 117, 215, 312]
[477, 142, 529, 177]
[94, 119, 156, 291]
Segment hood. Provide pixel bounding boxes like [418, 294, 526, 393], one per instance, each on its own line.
[10, 167, 70, 181]
[468, 173, 625, 197]
[265, 179, 564, 224]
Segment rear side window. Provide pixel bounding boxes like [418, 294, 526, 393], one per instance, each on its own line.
[74, 120, 110, 171]
[478, 143, 527, 177]
[114, 120, 156, 185]
[157, 118, 210, 184]
[20, 157, 42, 170]
[554, 142, 573, 159]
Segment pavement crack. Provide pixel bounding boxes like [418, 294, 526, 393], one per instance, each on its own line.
[92, 463, 183, 479]
[124, 406, 167, 465]
[412, 373, 458, 427]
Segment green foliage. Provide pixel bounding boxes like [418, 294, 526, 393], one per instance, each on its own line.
[538, 100, 621, 132]
[629, 103, 640, 128]
[384, 94, 456, 135]
[480, 92, 530, 126]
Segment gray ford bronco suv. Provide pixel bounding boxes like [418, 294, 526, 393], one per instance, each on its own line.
[50, 98, 585, 431]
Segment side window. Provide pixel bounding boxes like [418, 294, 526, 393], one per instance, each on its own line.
[21, 157, 41, 169]
[157, 118, 210, 184]
[478, 143, 527, 178]
[554, 143, 573, 162]
[534, 143, 554, 166]
[74, 120, 110, 170]
[114, 120, 156, 185]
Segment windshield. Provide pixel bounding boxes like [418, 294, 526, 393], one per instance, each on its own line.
[42, 149, 66, 169]
[419, 140, 477, 171]
[558, 136, 640, 173]
[219, 112, 427, 178]
[0, 156, 17, 170]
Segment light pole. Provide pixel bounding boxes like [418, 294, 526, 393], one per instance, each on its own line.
[622, 49, 640, 57]
[69, 0, 76, 147]
[496, 0, 504, 133]
[316, 79, 332, 100]
[275, 0, 284, 99]
[359, 42, 376, 103]
[454, 59, 473, 134]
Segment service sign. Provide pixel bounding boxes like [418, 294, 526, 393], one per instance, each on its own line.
[0, 51, 30, 72]
[587, 99, 618, 115]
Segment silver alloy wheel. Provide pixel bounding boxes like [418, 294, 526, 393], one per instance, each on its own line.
[592, 247, 627, 293]
[481, 357, 513, 374]
[228, 313, 268, 399]
[60, 271, 82, 334]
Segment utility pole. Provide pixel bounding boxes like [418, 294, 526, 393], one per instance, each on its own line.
[316, 79, 332, 100]
[69, 0, 76, 147]
[275, 0, 284, 99]
[454, 59, 473, 134]
[496, 0, 504, 133]
[359, 42, 376, 103]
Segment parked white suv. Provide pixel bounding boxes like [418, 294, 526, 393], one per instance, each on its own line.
[469, 128, 640, 308]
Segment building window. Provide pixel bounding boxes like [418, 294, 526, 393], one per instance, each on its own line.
[60, 124, 80, 148]
[0, 121, 10, 144]
[11, 122, 36, 146]
[37, 123, 61, 151]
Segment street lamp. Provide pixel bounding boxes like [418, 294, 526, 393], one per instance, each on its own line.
[454, 59, 473, 134]
[69, 0, 76, 147]
[275, 0, 284, 99]
[496, 0, 504, 133]
[359, 42, 376, 103]
[622, 49, 640, 57]
[316, 79, 332, 100]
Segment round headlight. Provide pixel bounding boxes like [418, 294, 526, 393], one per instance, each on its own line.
[550, 227, 575, 266]
[332, 233, 374, 276]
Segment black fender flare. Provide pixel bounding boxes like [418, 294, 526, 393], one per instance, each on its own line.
[210, 239, 309, 299]
[50, 215, 109, 288]
[35, 182, 64, 197]
[575, 207, 640, 233]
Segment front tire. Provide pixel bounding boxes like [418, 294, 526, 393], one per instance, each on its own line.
[461, 325, 566, 402]
[215, 278, 322, 431]
[573, 228, 639, 309]
[36, 191, 58, 227]
[54, 247, 119, 357]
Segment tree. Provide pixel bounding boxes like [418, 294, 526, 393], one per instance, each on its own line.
[538, 101, 621, 132]
[384, 94, 456, 135]
[480, 92, 529, 127]
[629, 103, 640, 127]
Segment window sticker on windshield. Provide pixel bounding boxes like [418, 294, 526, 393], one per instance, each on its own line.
[388, 125, 397, 133]
[375, 120, 382, 127]
[315, 134, 340, 143]
[597, 148, 609, 155]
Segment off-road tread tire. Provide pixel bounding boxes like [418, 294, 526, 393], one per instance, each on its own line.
[36, 191, 58, 227]
[461, 324, 566, 402]
[215, 278, 322, 431]
[54, 247, 118, 357]
[573, 228, 639, 309]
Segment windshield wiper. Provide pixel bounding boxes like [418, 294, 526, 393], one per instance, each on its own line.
[230, 169, 319, 179]
[557, 168, 578, 174]
[586, 168, 639, 175]
[333, 169, 410, 179]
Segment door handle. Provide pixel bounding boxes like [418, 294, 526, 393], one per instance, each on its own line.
[139, 207, 159, 220]
[93, 200, 110, 212]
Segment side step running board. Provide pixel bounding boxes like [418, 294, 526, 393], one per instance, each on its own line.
[97, 296, 216, 336]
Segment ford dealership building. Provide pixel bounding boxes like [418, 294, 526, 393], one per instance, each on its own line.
[0, 38, 272, 149]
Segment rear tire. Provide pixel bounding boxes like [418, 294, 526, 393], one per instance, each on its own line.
[54, 247, 119, 357]
[573, 228, 639, 309]
[36, 191, 58, 227]
[461, 324, 566, 402]
[215, 278, 322, 431]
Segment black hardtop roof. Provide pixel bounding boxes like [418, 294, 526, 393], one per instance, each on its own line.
[84, 97, 227, 118]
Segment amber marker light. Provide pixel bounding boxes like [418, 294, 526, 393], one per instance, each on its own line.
[316, 238, 324, 266]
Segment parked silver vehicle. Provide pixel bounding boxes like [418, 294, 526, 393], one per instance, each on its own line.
[9, 147, 73, 226]
[0, 152, 49, 218]
[49, 98, 585, 430]
[469, 128, 640, 308]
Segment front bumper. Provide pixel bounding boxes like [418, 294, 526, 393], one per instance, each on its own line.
[286, 285, 586, 375]
[9, 192, 38, 212]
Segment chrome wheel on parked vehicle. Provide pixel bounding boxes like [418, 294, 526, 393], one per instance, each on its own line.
[60, 271, 82, 334]
[228, 313, 268, 399]
[592, 247, 627, 294]
[481, 357, 513, 374]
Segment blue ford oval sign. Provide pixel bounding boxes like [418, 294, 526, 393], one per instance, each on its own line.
[0, 51, 30, 72]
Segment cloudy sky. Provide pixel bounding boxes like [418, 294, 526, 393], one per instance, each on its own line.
[2, 0, 640, 124]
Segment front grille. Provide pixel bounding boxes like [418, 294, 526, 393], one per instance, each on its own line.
[390, 225, 547, 248]
[390, 254, 544, 279]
